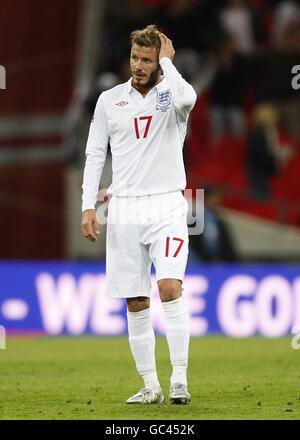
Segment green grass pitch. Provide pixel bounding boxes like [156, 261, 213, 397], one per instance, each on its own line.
[0, 336, 299, 420]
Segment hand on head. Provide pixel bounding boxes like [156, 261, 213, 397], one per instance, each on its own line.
[159, 33, 175, 62]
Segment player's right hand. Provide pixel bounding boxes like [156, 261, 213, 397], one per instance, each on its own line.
[81, 209, 100, 243]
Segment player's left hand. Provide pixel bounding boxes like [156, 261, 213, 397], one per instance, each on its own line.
[159, 33, 175, 62]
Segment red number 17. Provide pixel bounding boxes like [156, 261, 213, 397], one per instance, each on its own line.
[134, 116, 153, 139]
[165, 237, 184, 257]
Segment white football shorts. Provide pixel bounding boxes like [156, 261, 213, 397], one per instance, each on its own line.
[106, 191, 189, 298]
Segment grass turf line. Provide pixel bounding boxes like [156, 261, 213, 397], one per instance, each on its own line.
[0, 336, 299, 420]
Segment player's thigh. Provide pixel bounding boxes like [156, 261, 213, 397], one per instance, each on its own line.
[106, 221, 152, 298]
[149, 215, 189, 282]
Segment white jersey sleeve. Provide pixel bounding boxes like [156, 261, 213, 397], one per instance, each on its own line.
[159, 57, 197, 120]
[82, 94, 109, 212]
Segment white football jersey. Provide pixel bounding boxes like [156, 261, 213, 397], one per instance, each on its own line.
[82, 57, 197, 211]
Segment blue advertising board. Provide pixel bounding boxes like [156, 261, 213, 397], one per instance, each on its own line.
[0, 262, 300, 337]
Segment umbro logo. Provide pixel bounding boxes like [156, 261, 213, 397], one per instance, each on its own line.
[116, 101, 129, 107]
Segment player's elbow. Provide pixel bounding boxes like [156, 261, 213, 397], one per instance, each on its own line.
[178, 87, 197, 112]
[186, 86, 197, 108]
[85, 150, 105, 165]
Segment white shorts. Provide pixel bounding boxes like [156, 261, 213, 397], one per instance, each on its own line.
[106, 191, 189, 298]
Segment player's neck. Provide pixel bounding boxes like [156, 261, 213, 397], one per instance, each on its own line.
[132, 75, 162, 97]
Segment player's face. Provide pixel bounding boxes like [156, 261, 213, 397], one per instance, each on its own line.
[130, 44, 160, 90]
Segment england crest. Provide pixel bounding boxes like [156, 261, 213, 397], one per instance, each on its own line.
[156, 89, 171, 111]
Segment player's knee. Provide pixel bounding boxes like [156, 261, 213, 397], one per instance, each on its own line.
[158, 279, 182, 302]
[126, 296, 150, 312]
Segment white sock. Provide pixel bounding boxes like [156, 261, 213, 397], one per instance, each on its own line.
[162, 296, 190, 386]
[127, 308, 160, 390]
